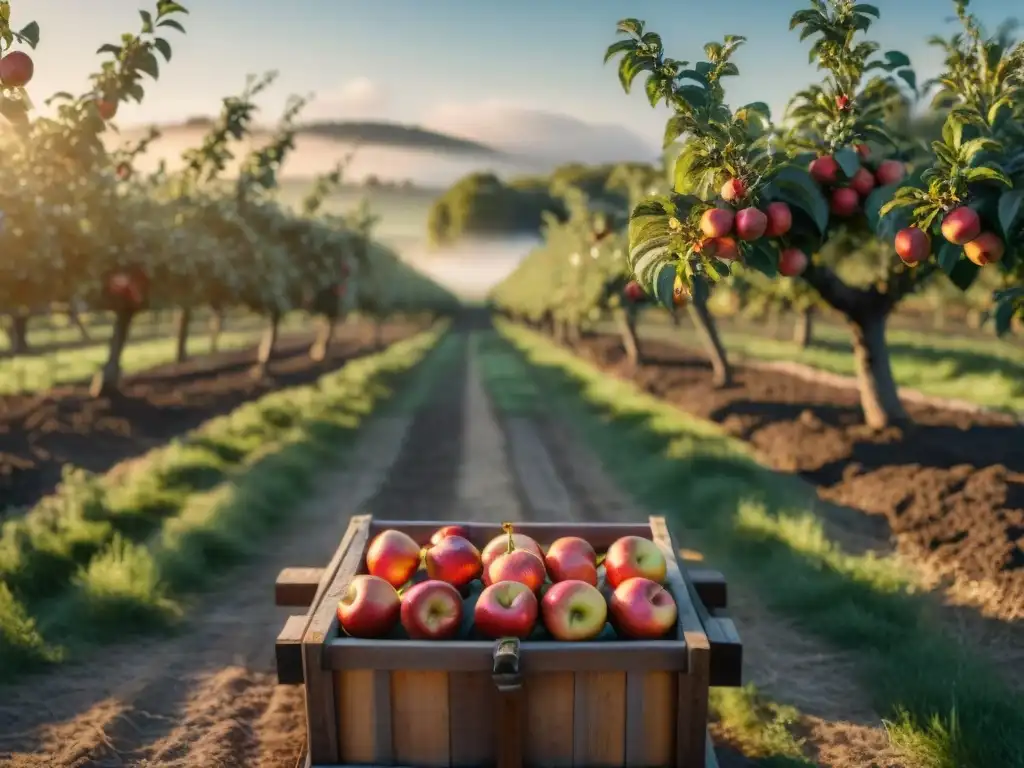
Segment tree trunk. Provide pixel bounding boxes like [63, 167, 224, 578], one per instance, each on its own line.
[208, 310, 224, 352]
[310, 314, 336, 361]
[68, 308, 91, 342]
[174, 307, 191, 363]
[793, 307, 814, 349]
[252, 312, 280, 379]
[6, 313, 29, 354]
[616, 308, 642, 369]
[686, 292, 732, 387]
[90, 310, 134, 398]
[849, 312, 907, 429]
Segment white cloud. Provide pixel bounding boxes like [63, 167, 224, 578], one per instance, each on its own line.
[422, 100, 659, 166]
[306, 77, 389, 120]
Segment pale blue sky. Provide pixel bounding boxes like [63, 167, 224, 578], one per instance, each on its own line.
[21, 0, 1021, 143]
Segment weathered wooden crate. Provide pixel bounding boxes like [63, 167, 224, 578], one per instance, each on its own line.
[275, 515, 743, 768]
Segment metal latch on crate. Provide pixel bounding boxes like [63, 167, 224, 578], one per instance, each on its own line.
[492, 637, 522, 691]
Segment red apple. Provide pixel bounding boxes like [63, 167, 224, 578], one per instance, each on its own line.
[709, 236, 739, 261]
[609, 577, 678, 640]
[854, 143, 871, 161]
[700, 208, 735, 238]
[475, 581, 538, 639]
[850, 167, 876, 197]
[0, 51, 34, 87]
[778, 248, 809, 277]
[336, 574, 401, 639]
[96, 99, 118, 121]
[809, 156, 839, 186]
[486, 549, 547, 592]
[366, 529, 422, 588]
[894, 227, 930, 265]
[940, 207, 981, 246]
[963, 232, 1004, 266]
[429, 525, 471, 547]
[541, 580, 608, 641]
[545, 536, 598, 585]
[830, 187, 859, 217]
[481, 532, 542, 572]
[735, 207, 768, 241]
[400, 580, 463, 640]
[604, 536, 667, 589]
[720, 178, 746, 202]
[424, 535, 482, 589]
[763, 202, 792, 238]
[624, 280, 645, 302]
[874, 160, 905, 187]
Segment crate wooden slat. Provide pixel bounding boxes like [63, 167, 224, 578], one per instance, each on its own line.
[280, 514, 735, 768]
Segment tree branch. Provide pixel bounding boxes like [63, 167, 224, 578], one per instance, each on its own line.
[800, 261, 870, 316]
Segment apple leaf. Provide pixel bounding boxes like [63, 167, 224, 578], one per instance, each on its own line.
[936, 241, 961, 276]
[998, 189, 1024, 239]
[834, 147, 860, 179]
[993, 299, 1015, 337]
[15, 21, 38, 49]
[947, 258, 979, 291]
[157, 18, 186, 33]
[745, 240, 778, 277]
[769, 166, 829, 234]
[653, 262, 677, 309]
[153, 37, 172, 62]
[864, 183, 899, 232]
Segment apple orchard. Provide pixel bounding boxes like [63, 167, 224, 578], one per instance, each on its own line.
[0, 1, 453, 395]
[492, 0, 1024, 430]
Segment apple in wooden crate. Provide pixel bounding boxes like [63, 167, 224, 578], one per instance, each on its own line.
[401, 580, 463, 640]
[604, 535, 666, 588]
[424, 535, 482, 590]
[541, 580, 607, 641]
[429, 525, 471, 546]
[475, 581, 538, 639]
[609, 577, 677, 639]
[366, 530, 422, 588]
[544, 536, 598, 585]
[337, 575, 401, 638]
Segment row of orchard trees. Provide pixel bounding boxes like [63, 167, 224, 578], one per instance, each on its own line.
[0, 1, 456, 395]
[492, 0, 1023, 430]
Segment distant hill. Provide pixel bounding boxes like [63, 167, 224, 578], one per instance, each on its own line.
[175, 117, 503, 157]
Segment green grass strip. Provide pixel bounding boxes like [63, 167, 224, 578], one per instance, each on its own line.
[494, 320, 1024, 768]
[0, 324, 448, 681]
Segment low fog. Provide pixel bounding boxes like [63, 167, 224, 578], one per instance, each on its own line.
[396, 236, 541, 300]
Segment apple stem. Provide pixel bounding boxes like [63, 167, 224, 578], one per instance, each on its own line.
[502, 521, 516, 554]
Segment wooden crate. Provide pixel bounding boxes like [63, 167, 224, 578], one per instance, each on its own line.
[275, 515, 743, 768]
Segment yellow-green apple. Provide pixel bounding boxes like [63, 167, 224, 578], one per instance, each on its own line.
[429, 525, 471, 547]
[336, 575, 401, 639]
[763, 202, 792, 238]
[964, 232, 1004, 265]
[486, 549, 547, 592]
[604, 536, 667, 589]
[544, 537, 597, 585]
[941, 207, 981, 246]
[400, 580, 463, 640]
[474, 581, 538, 639]
[894, 227, 931, 265]
[609, 577, 678, 639]
[366, 529, 421, 588]
[424, 535, 482, 589]
[481, 532, 542, 572]
[541, 580, 608, 641]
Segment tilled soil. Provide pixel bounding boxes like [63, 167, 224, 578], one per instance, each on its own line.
[0, 321, 423, 516]
[575, 334, 1024, 619]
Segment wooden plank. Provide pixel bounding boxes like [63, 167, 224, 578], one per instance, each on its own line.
[705, 610, 743, 688]
[524, 672, 575, 767]
[391, 671, 450, 767]
[448, 672, 495, 766]
[324, 638, 685, 672]
[373, 671, 393, 762]
[302, 515, 373, 765]
[496, 687, 525, 768]
[573, 672, 626, 767]
[686, 567, 727, 610]
[372, 519, 653, 549]
[625, 671, 676, 767]
[275, 615, 307, 685]
[649, 516, 710, 768]
[335, 670, 375, 763]
[275, 567, 324, 607]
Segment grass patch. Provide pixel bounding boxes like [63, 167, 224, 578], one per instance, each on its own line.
[0, 324, 448, 681]
[636, 319, 1024, 414]
[710, 686, 816, 767]
[493, 320, 1024, 768]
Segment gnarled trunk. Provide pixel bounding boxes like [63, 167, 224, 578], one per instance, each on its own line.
[208, 310, 224, 352]
[252, 312, 280, 379]
[311, 314, 336, 361]
[6, 313, 29, 354]
[68, 308, 91, 342]
[686, 290, 732, 387]
[616, 308, 642, 370]
[90, 310, 134, 398]
[849, 312, 906, 429]
[793, 307, 814, 349]
[174, 307, 191, 363]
